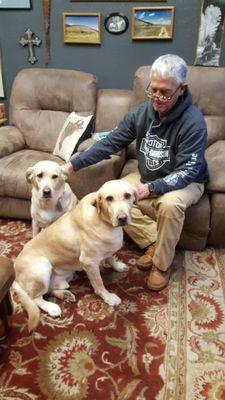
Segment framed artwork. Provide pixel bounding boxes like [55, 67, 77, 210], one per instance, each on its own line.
[131, 6, 174, 40]
[0, 0, 31, 8]
[104, 13, 129, 35]
[0, 48, 4, 98]
[63, 13, 101, 44]
[195, 0, 225, 66]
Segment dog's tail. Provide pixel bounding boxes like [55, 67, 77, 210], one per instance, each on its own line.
[12, 281, 40, 333]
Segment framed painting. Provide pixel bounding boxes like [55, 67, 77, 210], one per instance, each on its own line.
[0, 0, 31, 9]
[63, 13, 101, 44]
[131, 6, 174, 40]
[195, 0, 225, 66]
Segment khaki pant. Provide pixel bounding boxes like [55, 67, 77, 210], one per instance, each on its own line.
[122, 172, 204, 271]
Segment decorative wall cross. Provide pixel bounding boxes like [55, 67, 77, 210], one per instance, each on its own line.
[19, 28, 42, 64]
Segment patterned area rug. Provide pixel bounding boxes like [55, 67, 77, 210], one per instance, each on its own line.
[0, 219, 225, 400]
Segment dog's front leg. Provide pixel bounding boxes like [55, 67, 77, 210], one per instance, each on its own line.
[83, 263, 121, 307]
[32, 220, 41, 237]
[105, 256, 129, 272]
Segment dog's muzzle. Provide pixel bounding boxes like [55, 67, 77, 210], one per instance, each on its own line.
[117, 215, 128, 226]
[42, 188, 52, 198]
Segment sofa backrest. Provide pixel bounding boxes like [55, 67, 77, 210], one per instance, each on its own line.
[130, 65, 225, 148]
[94, 88, 132, 132]
[9, 68, 97, 152]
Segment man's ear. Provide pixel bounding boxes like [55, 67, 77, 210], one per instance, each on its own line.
[26, 167, 34, 184]
[180, 83, 188, 96]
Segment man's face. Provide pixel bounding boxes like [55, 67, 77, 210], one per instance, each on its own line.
[148, 73, 186, 117]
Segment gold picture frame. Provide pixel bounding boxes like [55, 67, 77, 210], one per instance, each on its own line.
[131, 6, 174, 40]
[63, 13, 101, 44]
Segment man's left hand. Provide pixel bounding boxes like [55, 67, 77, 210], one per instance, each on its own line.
[136, 183, 150, 200]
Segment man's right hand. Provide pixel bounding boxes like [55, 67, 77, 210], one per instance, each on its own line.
[61, 162, 74, 176]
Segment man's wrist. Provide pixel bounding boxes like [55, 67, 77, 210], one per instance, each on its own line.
[148, 182, 154, 195]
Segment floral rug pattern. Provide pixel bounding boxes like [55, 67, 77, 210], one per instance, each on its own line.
[0, 219, 225, 399]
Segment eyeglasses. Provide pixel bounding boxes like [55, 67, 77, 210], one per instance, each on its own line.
[145, 82, 181, 103]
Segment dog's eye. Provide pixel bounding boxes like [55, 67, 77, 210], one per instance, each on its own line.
[124, 192, 131, 200]
[52, 174, 58, 179]
[37, 173, 43, 179]
[106, 195, 113, 202]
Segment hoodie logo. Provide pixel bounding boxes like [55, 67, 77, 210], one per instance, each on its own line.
[140, 135, 170, 170]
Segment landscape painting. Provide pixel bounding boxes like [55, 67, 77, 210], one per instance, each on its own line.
[132, 6, 174, 40]
[63, 13, 101, 44]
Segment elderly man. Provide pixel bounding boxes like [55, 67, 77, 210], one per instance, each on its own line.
[63, 54, 208, 291]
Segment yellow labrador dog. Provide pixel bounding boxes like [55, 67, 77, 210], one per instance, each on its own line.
[13, 179, 137, 332]
[26, 160, 77, 237]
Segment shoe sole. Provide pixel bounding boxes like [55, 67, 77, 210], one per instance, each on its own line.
[137, 264, 152, 271]
[146, 281, 169, 291]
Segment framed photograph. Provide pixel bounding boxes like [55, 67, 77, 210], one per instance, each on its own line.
[63, 13, 101, 44]
[0, 0, 31, 9]
[131, 6, 174, 40]
[104, 13, 129, 35]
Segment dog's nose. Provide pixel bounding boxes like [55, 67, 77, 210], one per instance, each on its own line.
[117, 216, 128, 226]
[43, 188, 51, 198]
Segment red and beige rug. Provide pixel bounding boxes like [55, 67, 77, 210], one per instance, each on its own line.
[0, 218, 225, 400]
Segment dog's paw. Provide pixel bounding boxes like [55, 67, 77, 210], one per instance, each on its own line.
[112, 260, 129, 272]
[46, 303, 62, 318]
[64, 290, 76, 303]
[103, 292, 121, 307]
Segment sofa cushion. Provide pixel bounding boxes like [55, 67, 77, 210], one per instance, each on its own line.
[9, 68, 97, 152]
[204, 116, 225, 147]
[95, 89, 132, 132]
[53, 112, 93, 161]
[205, 140, 225, 193]
[0, 149, 63, 200]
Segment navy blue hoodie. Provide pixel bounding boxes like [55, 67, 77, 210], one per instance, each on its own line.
[70, 89, 209, 196]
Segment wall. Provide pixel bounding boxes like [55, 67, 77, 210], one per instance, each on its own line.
[0, 0, 225, 114]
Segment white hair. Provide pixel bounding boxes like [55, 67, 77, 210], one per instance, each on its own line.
[150, 54, 187, 85]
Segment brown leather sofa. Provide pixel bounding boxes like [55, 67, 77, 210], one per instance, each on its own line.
[0, 66, 225, 250]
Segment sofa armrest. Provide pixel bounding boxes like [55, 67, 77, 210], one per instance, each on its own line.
[0, 125, 25, 158]
[205, 140, 225, 193]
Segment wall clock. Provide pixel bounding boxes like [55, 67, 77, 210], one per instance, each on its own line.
[104, 13, 129, 35]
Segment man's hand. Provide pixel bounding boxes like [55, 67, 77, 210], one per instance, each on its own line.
[136, 183, 150, 200]
[61, 162, 74, 176]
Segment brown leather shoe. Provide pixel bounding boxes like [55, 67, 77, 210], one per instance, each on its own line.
[136, 243, 156, 271]
[147, 265, 171, 291]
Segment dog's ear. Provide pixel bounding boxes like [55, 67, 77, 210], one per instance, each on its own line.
[91, 193, 102, 214]
[26, 167, 34, 184]
[133, 189, 139, 205]
[60, 168, 68, 182]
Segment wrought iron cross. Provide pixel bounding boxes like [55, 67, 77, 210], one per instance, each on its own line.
[19, 28, 42, 64]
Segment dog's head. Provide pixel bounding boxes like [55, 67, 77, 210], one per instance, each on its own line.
[93, 180, 138, 227]
[26, 161, 68, 199]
